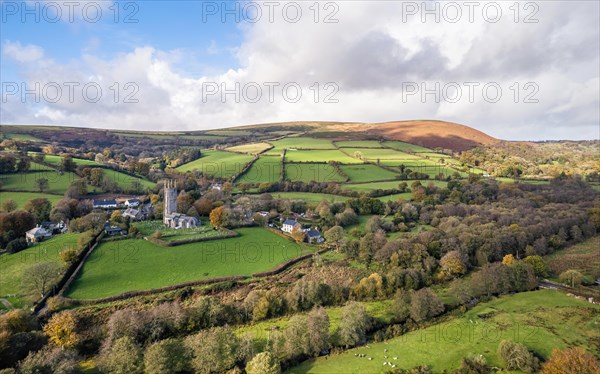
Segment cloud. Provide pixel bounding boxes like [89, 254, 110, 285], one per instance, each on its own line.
[3, 41, 44, 62]
[2, 1, 599, 140]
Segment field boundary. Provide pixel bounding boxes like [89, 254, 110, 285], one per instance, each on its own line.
[147, 228, 239, 247]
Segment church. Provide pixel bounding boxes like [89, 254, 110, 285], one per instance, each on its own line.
[163, 179, 200, 229]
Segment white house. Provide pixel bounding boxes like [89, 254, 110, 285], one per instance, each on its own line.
[125, 199, 141, 207]
[282, 218, 301, 233]
[93, 199, 118, 209]
[25, 226, 52, 244]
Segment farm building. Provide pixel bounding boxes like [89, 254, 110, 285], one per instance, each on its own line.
[305, 228, 324, 244]
[125, 199, 141, 207]
[103, 222, 126, 236]
[25, 226, 53, 244]
[282, 218, 301, 233]
[93, 199, 118, 209]
[122, 208, 145, 221]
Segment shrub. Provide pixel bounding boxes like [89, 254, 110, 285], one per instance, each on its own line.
[18, 347, 80, 374]
[540, 347, 600, 374]
[497, 340, 539, 373]
[144, 338, 191, 374]
[99, 336, 143, 374]
[246, 351, 280, 374]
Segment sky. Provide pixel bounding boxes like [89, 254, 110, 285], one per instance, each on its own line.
[1, 0, 599, 141]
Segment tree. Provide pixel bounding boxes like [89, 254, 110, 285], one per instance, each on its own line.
[284, 315, 308, 359]
[60, 156, 76, 172]
[43, 310, 79, 349]
[291, 225, 306, 243]
[522, 256, 548, 277]
[559, 269, 584, 288]
[185, 326, 239, 373]
[440, 250, 467, 277]
[324, 226, 344, 251]
[392, 290, 411, 322]
[1, 199, 17, 212]
[100, 336, 143, 374]
[111, 210, 123, 224]
[18, 347, 80, 374]
[144, 338, 191, 374]
[35, 177, 49, 192]
[502, 254, 516, 266]
[24, 198, 52, 222]
[338, 302, 369, 347]
[541, 347, 600, 374]
[497, 340, 539, 373]
[246, 351, 281, 374]
[209, 206, 226, 228]
[59, 247, 79, 265]
[409, 288, 444, 323]
[22, 262, 61, 297]
[306, 307, 329, 356]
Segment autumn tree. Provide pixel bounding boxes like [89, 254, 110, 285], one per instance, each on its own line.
[100, 336, 144, 374]
[59, 247, 79, 265]
[324, 226, 344, 251]
[185, 326, 239, 373]
[284, 315, 308, 359]
[144, 338, 191, 374]
[497, 340, 539, 373]
[540, 347, 600, 374]
[1, 199, 17, 212]
[291, 225, 306, 243]
[43, 310, 79, 349]
[22, 262, 61, 297]
[502, 254, 516, 266]
[440, 250, 467, 277]
[24, 198, 52, 222]
[410, 288, 444, 323]
[246, 351, 281, 374]
[523, 255, 549, 277]
[559, 269, 584, 288]
[338, 302, 369, 347]
[209, 206, 226, 228]
[306, 307, 330, 356]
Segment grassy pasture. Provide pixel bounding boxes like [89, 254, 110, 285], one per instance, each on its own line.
[65, 228, 314, 299]
[237, 156, 281, 184]
[270, 137, 336, 150]
[285, 150, 362, 164]
[335, 140, 384, 148]
[0, 233, 81, 307]
[344, 148, 422, 161]
[342, 180, 447, 193]
[39, 154, 101, 166]
[3, 133, 44, 142]
[29, 162, 55, 171]
[375, 193, 412, 202]
[0, 171, 79, 194]
[177, 150, 254, 178]
[205, 130, 253, 136]
[290, 290, 600, 373]
[268, 192, 349, 204]
[0, 191, 63, 209]
[285, 163, 346, 183]
[545, 236, 600, 280]
[226, 142, 273, 154]
[382, 141, 433, 153]
[98, 168, 156, 191]
[132, 220, 225, 242]
[339, 164, 398, 182]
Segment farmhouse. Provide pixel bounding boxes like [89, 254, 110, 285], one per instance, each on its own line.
[93, 199, 118, 209]
[305, 228, 324, 244]
[25, 226, 52, 244]
[163, 179, 200, 229]
[122, 208, 145, 221]
[103, 222, 126, 236]
[282, 218, 301, 233]
[125, 199, 141, 207]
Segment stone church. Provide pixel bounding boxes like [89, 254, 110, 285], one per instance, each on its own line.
[163, 179, 199, 229]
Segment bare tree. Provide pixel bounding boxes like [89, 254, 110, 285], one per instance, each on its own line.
[22, 262, 62, 297]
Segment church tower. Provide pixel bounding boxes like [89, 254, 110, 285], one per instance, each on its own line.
[164, 179, 177, 217]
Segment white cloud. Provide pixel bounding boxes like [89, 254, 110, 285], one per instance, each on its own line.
[3, 41, 44, 62]
[2, 1, 599, 140]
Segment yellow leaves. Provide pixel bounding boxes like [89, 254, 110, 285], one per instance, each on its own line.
[502, 254, 516, 266]
[43, 310, 79, 349]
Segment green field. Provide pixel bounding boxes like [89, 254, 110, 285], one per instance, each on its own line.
[344, 148, 422, 161]
[342, 180, 447, 193]
[335, 141, 384, 148]
[65, 228, 314, 299]
[290, 290, 600, 373]
[28, 162, 55, 171]
[177, 150, 254, 178]
[375, 193, 412, 202]
[268, 192, 350, 204]
[269, 137, 336, 150]
[0, 191, 63, 209]
[132, 220, 226, 242]
[285, 150, 362, 164]
[382, 141, 434, 153]
[3, 133, 44, 142]
[98, 168, 156, 191]
[285, 163, 346, 183]
[237, 156, 282, 184]
[0, 171, 79, 194]
[339, 164, 398, 182]
[0, 234, 81, 307]
[546, 236, 600, 279]
[226, 142, 273, 154]
[39, 154, 101, 166]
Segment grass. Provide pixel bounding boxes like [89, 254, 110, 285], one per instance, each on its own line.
[29, 162, 55, 171]
[4, 133, 44, 142]
[339, 164, 398, 182]
[98, 168, 156, 191]
[0, 191, 63, 208]
[285, 163, 346, 183]
[382, 141, 433, 153]
[545, 236, 600, 279]
[375, 193, 412, 202]
[132, 220, 225, 242]
[285, 150, 362, 164]
[0, 171, 79, 194]
[0, 233, 81, 307]
[335, 141, 384, 148]
[177, 150, 255, 178]
[342, 180, 447, 193]
[205, 130, 253, 136]
[344, 148, 422, 161]
[237, 156, 282, 184]
[270, 137, 336, 150]
[290, 290, 600, 373]
[38, 154, 101, 166]
[267, 192, 350, 204]
[226, 142, 273, 154]
[65, 227, 315, 300]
